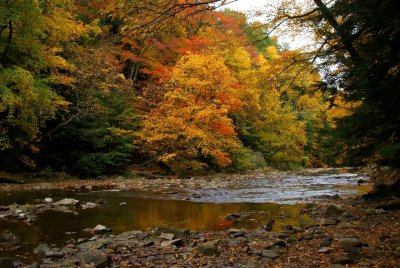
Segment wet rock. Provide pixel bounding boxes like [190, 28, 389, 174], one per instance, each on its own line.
[320, 219, 338, 226]
[34, 243, 50, 255]
[318, 247, 333, 253]
[0, 258, 14, 268]
[197, 240, 220, 256]
[82, 202, 96, 209]
[94, 224, 111, 234]
[81, 252, 110, 268]
[224, 213, 240, 221]
[160, 232, 175, 240]
[54, 198, 79, 206]
[119, 202, 127, 206]
[324, 205, 344, 218]
[44, 198, 53, 203]
[261, 250, 280, 259]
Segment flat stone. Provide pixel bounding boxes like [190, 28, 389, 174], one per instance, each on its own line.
[228, 228, 246, 238]
[160, 232, 175, 240]
[197, 240, 219, 256]
[339, 237, 362, 248]
[44, 198, 53, 203]
[34, 243, 50, 255]
[318, 247, 333, 253]
[261, 250, 279, 259]
[81, 252, 110, 268]
[45, 250, 64, 258]
[320, 219, 337, 226]
[94, 224, 111, 234]
[78, 238, 113, 251]
[54, 198, 79, 206]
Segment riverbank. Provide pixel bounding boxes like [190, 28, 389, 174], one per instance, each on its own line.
[0, 170, 287, 193]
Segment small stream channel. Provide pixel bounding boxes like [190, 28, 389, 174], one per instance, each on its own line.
[0, 168, 371, 263]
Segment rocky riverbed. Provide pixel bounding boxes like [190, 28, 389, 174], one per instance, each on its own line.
[1, 169, 399, 267]
[1, 201, 399, 267]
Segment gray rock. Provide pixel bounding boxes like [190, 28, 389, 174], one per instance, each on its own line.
[34, 243, 50, 255]
[261, 250, 279, 259]
[78, 238, 113, 251]
[324, 205, 344, 218]
[44, 198, 53, 203]
[159, 232, 175, 240]
[161, 238, 182, 247]
[94, 224, 111, 234]
[54, 198, 79, 206]
[81, 252, 110, 268]
[228, 228, 246, 238]
[318, 247, 333, 253]
[45, 250, 64, 258]
[197, 240, 220, 256]
[329, 265, 346, 268]
[339, 237, 362, 248]
[119, 202, 127, 206]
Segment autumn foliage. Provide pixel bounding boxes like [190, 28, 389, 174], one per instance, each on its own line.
[0, 0, 355, 176]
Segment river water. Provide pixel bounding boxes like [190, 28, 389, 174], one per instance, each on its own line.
[0, 168, 371, 262]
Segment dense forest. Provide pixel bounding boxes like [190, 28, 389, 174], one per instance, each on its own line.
[0, 0, 399, 177]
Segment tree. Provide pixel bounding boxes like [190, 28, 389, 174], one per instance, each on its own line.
[268, 0, 400, 167]
[137, 53, 243, 175]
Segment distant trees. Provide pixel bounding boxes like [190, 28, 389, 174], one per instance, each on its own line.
[1, 0, 369, 177]
[268, 0, 400, 167]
